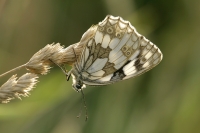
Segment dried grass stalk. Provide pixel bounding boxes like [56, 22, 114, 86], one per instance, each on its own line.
[0, 73, 38, 103]
[0, 25, 98, 77]
[25, 43, 64, 74]
[25, 25, 98, 74]
[0, 24, 98, 103]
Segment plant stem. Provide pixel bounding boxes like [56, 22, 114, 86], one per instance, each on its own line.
[0, 64, 27, 78]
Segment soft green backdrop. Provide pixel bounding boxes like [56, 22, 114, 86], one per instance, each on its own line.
[0, 0, 200, 133]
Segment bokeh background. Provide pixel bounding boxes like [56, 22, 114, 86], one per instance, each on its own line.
[0, 0, 200, 133]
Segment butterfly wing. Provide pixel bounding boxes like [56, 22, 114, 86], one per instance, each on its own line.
[73, 15, 163, 86]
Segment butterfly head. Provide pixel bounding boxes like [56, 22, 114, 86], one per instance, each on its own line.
[71, 72, 86, 92]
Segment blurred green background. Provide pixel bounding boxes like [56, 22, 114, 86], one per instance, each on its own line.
[0, 0, 200, 133]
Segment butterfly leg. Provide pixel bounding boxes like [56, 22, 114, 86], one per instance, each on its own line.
[65, 70, 71, 81]
[49, 59, 71, 81]
[58, 64, 71, 81]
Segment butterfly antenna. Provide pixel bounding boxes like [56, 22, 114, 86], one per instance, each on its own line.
[77, 101, 83, 119]
[77, 89, 88, 121]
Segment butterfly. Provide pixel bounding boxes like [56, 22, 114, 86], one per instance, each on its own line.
[67, 15, 163, 92]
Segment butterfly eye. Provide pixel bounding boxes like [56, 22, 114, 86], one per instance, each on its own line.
[76, 84, 82, 89]
[72, 84, 82, 92]
[107, 27, 113, 34]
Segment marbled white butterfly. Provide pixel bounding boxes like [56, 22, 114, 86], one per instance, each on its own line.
[68, 15, 163, 92]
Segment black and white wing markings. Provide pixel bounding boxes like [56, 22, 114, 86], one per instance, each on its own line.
[74, 25, 98, 72]
[75, 38, 112, 81]
[72, 15, 163, 86]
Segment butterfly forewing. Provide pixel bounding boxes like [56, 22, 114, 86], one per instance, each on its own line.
[72, 15, 163, 86]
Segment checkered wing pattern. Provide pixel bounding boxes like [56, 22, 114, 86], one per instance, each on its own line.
[71, 15, 163, 87]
